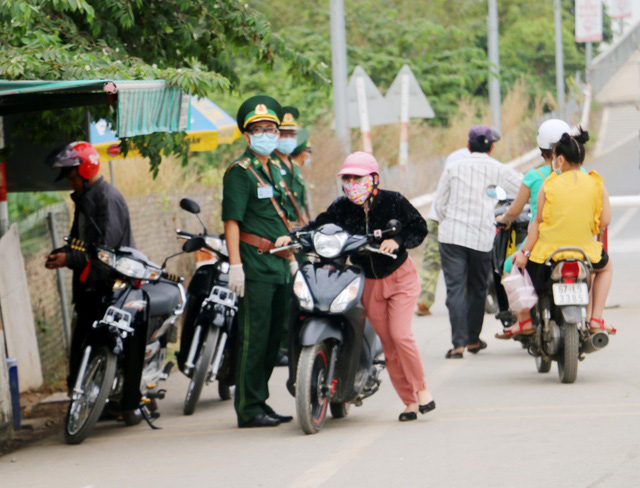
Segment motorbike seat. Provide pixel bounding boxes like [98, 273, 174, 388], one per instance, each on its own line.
[142, 281, 181, 318]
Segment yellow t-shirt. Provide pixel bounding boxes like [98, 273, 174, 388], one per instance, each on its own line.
[530, 170, 604, 264]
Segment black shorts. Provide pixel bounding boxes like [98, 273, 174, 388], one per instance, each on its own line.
[526, 249, 609, 295]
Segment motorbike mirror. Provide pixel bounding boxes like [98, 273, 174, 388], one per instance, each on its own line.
[182, 236, 205, 253]
[494, 186, 507, 200]
[180, 198, 201, 214]
[385, 219, 402, 236]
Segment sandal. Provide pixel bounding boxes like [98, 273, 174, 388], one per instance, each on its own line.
[589, 318, 617, 335]
[495, 318, 534, 340]
[445, 349, 464, 359]
[467, 339, 487, 354]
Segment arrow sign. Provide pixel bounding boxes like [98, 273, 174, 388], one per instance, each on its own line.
[346, 66, 394, 129]
[385, 64, 435, 120]
[386, 65, 435, 167]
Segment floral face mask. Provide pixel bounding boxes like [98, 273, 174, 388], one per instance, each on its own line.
[342, 175, 374, 205]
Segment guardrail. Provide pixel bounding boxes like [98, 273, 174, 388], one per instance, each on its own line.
[610, 196, 640, 208]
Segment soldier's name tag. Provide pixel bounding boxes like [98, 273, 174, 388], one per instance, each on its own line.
[257, 186, 274, 199]
[280, 168, 287, 176]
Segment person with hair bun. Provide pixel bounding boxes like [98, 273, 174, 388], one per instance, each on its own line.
[509, 127, 616, 336]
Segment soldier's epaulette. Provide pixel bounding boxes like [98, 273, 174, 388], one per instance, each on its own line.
[224, 157, 251, 179]
[271, 158, 282, 169]
[238, 157, 251, 169]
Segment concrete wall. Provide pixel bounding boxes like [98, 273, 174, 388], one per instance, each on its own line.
[0, 224, 43, 391]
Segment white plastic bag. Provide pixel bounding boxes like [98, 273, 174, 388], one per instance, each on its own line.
[501, 266, 538, 313]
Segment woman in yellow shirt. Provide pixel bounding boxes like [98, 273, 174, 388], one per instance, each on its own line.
[508, 128, 615, 335]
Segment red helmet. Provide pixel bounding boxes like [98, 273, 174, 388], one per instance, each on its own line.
[51, 142, 101, 180]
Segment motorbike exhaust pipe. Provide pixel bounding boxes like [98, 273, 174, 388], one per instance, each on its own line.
[583, 331, 609, 354]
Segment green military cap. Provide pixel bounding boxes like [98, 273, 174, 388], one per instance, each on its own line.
[236, 95, 283, 132]
[292, 129, 311, 156]
[280, 106, 300, 131]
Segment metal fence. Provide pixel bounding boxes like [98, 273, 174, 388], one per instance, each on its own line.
[17, 202, 72, 385]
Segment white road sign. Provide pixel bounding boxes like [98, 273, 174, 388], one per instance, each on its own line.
[385, 64, 435, 120]
[607, 0, 632, 19]
[346, 66, 394, 129]
[576, 0, 603, 43]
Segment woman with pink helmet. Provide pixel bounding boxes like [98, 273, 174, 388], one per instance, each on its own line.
[277, 152, 435, 421]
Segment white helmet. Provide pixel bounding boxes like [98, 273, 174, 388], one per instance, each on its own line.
[536, 119, 571, 150]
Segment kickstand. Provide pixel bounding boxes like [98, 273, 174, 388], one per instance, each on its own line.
[140, 406, 162, 430]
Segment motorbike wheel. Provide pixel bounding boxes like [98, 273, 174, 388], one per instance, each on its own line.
[558, 326, 579, 384]
[296, 342, 330, 435]
[330, 402, 350, 419]
[183, 327, 219, 416]
[218, 380, 232, 401]
[64, 346, 117, 445]
[535, 354, 552, 373]
[122, 409, 143, 426]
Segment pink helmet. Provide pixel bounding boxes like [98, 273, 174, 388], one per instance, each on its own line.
[337, 152, 379, 177]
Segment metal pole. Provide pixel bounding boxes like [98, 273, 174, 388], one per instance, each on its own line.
[47, 211, 71, 355]
[487, 0, 501, 133]
[355, 75, 373, 153]
[585, 42, 593, 84]
[0, 116, 8, 237]
[398, 73, 410, 168]
[330, 0, 351, 155]
[108, 160, 116, 187]
[554, 0, 565, 118]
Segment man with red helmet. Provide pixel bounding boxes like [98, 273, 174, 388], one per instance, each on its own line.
[45, 141, 135, 396]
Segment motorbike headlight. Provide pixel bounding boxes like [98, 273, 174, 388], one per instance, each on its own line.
[114, 257, 147, 279]
[313, 232, 348, 258]
[329, 278, 361, 314]
[97, 249, 116, 267]
[293, 272, 314, 311]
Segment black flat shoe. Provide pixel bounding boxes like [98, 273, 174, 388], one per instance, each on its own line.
[445, 349, 464, 359]
[399, 411, 418, 422]
[270, 412, 293, 423]
[467, 339, 487, 354]
[240, 413, 281, 428]
[419, 400, 436, 414]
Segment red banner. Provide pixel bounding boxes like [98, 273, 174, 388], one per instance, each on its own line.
[0, 161, 7, 202]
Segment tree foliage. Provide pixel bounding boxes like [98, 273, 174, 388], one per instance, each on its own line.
[0, 0, 328, 173]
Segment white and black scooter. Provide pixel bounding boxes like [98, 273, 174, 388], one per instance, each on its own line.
[175, 198, 237, 415]
[63, 237, 194, 444]
[273, 220, 401, 434]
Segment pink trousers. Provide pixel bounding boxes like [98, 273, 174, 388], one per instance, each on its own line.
[361, 257, 427, 405]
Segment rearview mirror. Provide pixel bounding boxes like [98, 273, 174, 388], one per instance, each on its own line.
[180, 198, 201, 214]
[486, 185, 507, 201]
[182, 236, 205, 253]
[385, 219, 402, 236]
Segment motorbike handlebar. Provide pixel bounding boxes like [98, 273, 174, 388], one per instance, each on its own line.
[161, 270, 183, 283]
[269, 243, 302, 254]
[176, 229, 196, 239]
[363, 245, 397, 259]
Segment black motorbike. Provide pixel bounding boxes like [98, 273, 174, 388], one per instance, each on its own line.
[273, 221, 400, 434]
[529, 247, 609, 383]
[486, 185, 531, 335]
[176, 198, 237, 415]
[63, 237, 192, 444]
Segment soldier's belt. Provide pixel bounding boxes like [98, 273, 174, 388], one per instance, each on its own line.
[240, 232, 292, 259]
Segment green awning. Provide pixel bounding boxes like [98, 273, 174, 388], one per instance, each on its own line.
[0, 79, 191, 137]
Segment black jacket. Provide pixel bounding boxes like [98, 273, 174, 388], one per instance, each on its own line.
[304, 190, 427, 279]
[66, 177, 135, 296]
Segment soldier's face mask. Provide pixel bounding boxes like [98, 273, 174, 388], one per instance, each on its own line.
[276, 136, 298, 155]
[342, 174, 375, 205]
[249, 132, 279, 156]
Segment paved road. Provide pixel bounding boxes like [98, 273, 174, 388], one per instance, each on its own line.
[1, 136, 639, 487]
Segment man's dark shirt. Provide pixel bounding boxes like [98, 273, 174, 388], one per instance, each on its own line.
[66, 177, 135, 297]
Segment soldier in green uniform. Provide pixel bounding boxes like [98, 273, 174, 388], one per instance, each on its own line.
[222, 95, 297, 428]
[272, 106, 310, 225]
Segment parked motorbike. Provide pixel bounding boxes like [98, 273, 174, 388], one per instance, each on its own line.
[64, 237, 192, 444]
[176, 198, 237, 415]
[272, 221, 401, 434]
[529, 247, 609, 383]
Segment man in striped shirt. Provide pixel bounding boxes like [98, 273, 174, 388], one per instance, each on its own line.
[434, 126, 522, 358]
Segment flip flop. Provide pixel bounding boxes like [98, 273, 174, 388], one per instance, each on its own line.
[445, 349, 464, 359]
[467, 339, 487, 354]
[495, 318, 534, 340]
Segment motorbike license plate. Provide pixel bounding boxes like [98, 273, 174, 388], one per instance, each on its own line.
[552, 283, 589, 306]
